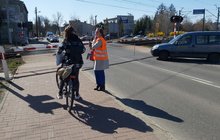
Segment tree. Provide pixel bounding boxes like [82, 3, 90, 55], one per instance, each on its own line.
[168, 4, 177, 33]
[193, 19, 215, 31]
[182, 17, 194, 31]
[53, 12, 64, 35]
[133, 15, 153, 35]
[38, 16, 45, 36]
[154, 3, 177, 36]
[43, 17, 51, 32]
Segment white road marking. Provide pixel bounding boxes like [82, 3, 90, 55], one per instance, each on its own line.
[135, 61, 220, 89]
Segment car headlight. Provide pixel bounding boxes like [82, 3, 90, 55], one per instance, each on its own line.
[152, 45, 159, 50]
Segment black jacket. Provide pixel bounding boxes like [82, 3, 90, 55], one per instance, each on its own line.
[58, 36, 85, 65]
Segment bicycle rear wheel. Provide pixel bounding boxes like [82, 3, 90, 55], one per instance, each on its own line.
[66, 80, 75, 112]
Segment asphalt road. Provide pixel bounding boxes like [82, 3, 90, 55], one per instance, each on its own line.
[84, 43, 220, 140]
[23, 42, 220, 140]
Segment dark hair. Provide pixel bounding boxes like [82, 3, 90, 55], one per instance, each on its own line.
[97, 28, 105, 38]
[64, 25, 78, 41]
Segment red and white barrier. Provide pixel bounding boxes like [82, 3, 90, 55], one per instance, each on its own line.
[23, 44, 58, 52]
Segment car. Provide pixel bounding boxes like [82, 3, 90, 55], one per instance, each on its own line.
[120, 35, 133, 39]
[47, 35, 59, 42]
[151, 31, 220, 63]
[80, 35, 93, 41]
[133, 35, 144, 39]
[105, 34, 110, 40]
[46, 32, 54, 37]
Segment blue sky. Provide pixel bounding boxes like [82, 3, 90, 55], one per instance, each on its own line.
[22, 0, 220, 23]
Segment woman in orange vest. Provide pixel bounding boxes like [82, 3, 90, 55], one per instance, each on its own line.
[90, 27, 109, 91]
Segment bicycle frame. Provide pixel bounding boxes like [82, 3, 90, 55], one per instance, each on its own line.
[56, 64, 78, 112]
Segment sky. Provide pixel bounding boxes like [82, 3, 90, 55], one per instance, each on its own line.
[22, 0, 220, 24]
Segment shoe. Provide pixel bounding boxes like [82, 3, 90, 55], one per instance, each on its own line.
[75, 95, 82, 100]
[57, 94, 63, 99]
[98, 85, 105, 91]
[94, 85, 100, 90]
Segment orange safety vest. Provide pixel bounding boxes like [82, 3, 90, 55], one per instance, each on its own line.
[93, 37, 108, 61]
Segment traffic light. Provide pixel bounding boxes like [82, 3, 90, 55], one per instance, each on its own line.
[170, 16, 183, 23]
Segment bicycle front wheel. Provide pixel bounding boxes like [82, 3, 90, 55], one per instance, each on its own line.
[56, 67, 62, 88]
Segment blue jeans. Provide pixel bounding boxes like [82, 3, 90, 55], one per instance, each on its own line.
[94, 70, 105, 85]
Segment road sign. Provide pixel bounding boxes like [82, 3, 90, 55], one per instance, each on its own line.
[193, 9, 205, 15]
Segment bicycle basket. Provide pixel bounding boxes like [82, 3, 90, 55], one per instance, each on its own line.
[57, 68, 65, 76]
[62, 66, 72, 79]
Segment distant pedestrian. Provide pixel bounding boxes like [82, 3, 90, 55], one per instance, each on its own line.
[89, 27, 109, 91]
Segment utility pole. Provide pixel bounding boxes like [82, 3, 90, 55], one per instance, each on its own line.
[217, 7, 220, 30]
[35, 7, 38, 38]
[203, 9, 205, 31]
[6, 0, 12, 43]
[177, 9, 182, 34]
[95, 15, 97, 25]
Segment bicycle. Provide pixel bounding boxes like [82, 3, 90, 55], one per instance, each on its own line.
[56, 64, 78, 112]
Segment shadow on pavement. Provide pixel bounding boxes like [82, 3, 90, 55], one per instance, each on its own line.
[69, 99, 153, 134]
[105, 91, 183, 123]
[7, 81, 24, 91]
[1, 83, 62, 114]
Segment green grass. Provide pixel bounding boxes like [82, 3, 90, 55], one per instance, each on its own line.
[6, 57, 24, 74]
[0, 91, 5, 104]
[0, 83, 5, 105]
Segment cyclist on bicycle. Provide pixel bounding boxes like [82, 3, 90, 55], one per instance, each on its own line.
[57, 25, 85, 99]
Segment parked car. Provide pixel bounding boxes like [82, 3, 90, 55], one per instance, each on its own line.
[47, 35, 59, 42]
[46, 32, 54, 37]
[105, 34, 110, 40]
[120, 35, 133, 39]
[80, 35, 93, 41]
[133, 35, 144, 39]
[151, 31, 220, 63]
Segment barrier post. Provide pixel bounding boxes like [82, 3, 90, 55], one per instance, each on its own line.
[0, 46, 10, 81]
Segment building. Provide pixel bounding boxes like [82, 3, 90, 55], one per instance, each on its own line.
[0, 0, 28, 45]
[104, 15, 134, 38]
[69, 20, 94, 36]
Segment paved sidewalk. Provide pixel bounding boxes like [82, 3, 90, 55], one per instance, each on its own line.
[0, 53, 170, 140]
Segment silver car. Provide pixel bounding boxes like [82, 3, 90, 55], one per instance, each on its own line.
[151, 31, 220, 63]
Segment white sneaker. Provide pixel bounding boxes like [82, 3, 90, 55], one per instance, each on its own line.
[57, 94, 63, 99]
[75, 95, 82, 100]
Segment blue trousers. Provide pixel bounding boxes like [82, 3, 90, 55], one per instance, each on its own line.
[94, 70, 105, 85]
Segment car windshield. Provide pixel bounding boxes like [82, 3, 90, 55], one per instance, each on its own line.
[168, 34, 184, 44]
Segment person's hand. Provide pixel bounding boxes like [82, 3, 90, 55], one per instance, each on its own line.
[89, 41, 92, 50]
